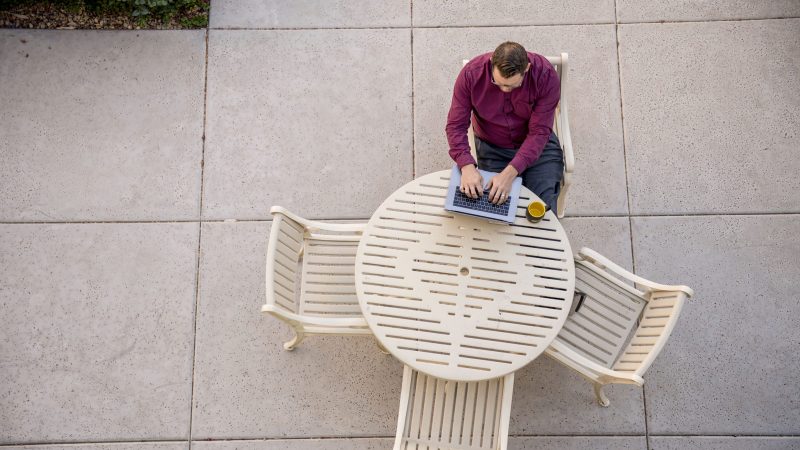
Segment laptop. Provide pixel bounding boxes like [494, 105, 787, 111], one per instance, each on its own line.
[444, 165, 523, 224]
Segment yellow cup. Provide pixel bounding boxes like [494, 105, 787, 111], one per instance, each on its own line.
[526, 201, 547, 222]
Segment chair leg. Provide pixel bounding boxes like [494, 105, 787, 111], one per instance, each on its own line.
[283, 329, 305, 351]
[376, 340, 390, 355]
[594, 382, 610, 407]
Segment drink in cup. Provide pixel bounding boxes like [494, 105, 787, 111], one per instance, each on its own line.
[526, 201, 548, 223]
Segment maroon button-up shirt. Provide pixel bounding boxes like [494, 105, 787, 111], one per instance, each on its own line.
[446, 52, 560, 173]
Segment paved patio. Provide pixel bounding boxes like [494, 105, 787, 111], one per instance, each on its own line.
[1, 1, 799, 449]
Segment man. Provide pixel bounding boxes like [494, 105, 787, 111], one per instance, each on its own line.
[446, 41, 564, 211]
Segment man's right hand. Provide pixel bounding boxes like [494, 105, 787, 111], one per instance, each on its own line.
[460, 164, 484, 199]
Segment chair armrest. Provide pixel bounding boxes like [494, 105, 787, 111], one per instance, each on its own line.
[558, 52, 575, 174]
[577, 247, 694, 298]
[546, 341, 645, 386]
[261, 304, 369, 328]
[270, 206, 366, 233]
[560, 113, 574, 173]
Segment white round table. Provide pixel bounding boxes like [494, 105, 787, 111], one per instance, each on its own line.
[355, 170, 575, 381]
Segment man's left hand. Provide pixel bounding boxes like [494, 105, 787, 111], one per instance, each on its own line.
[486, 166, 519, 205]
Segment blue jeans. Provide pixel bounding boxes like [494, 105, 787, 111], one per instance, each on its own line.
[474, 133, 564, 212]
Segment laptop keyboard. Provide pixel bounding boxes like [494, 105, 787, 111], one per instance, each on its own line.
[453, 189, 511, 215]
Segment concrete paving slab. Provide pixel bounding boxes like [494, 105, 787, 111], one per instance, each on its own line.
[511, 358, 645, 435]
[617, 1, 800, 23]
[0, 223, 198, 443]
[631, 215, 800, 434]
[209, 0, 410, 29]
[203, 30, 412, 220]
[650, 436, 800, 450]
[412, 0, 615, 27]
[510, 217, 643, 434]
[413, 26, 628, 216]
[0, 30, 205, 222]
[4, 444, 188, 450]
[560, 216, 633, 268]
[619, 20, 800, 215]
[191, 222, 402, 439]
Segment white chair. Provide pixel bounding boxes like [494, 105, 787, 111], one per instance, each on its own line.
[262, 206, 374, 350]
[544, 247, 694, 406]
[394, 366, 514, 450]
[462, 53, 575, 218]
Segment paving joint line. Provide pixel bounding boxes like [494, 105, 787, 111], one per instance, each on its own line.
[616, 16, 800, 26]
[16, 433, 677, 447]
[408, 22, 617, 29]
[2, 211, 800, 226]
[613, 0, 649, 444]
[0, 440, 190, 447]
[205, 16, 800, 32]
[176, 433, 656, 442]
[0, 220, 203, 224]
[645, 434, 800, 437]
[207, 23, 609, 31]
[410, 1, 416, 179]
[642, 382, 651, 450]
[187, 25, 211, 447]
[209, 26, 414, 30]
[7, 433, 798, 446]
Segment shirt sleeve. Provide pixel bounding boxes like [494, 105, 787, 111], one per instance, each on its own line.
[509, 66, 560, 174]
[445, 66, 477, 169]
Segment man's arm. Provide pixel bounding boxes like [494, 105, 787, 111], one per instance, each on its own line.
[445, 67, 476, 169]
[445, 66, 483, 199]
[508, 67, 561, 174]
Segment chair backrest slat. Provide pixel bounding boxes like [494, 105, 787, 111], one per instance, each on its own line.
[277, 227, 302, 252]
[546, 56, 567, 153]
[482, 378, 500, 449]
[397, 367, 511, 449]
[449, 381, 467, 445]
[418, 375, 437, 443]
[266, 215, 303, 313]
[439, 380, 457, 444]
[429, 378, 447, 444]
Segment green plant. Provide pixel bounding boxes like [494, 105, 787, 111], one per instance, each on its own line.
[0, 0, 36, 10]
[83, 0, 207, 20]
[1, 0, 209, 27]
[180, 13, 206, 28]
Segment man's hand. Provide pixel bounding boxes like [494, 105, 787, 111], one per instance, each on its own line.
[486, 165, 519, 205]
[460, 165, 484, 199]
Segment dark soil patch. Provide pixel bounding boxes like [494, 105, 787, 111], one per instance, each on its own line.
[0, 1, 208, 30]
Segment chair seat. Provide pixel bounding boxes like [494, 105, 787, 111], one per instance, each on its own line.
[299, 237, 362, 318]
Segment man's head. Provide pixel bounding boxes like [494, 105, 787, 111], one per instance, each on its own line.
[490, 41, 531, 92]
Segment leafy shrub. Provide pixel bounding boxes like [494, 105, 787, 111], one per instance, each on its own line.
[0, 0, 40, 9]
[179, 12, 206, 27]
[84, 0, 206, 18]
[0, 0, 208, 27]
